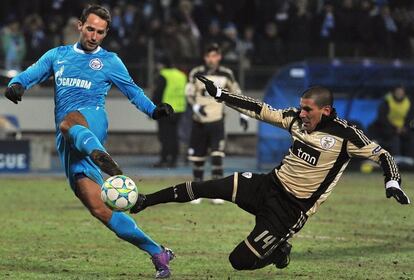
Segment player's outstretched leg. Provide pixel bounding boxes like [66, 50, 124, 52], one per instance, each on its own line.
[60, 111, 122, 176]
[130, 176, 234, 214]
[108, 212, 174, 278]
[67, 125, 122, 176]
[76, 178, 173, 278]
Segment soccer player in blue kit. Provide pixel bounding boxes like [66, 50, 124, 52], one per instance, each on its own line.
[3, 5, 174, 279]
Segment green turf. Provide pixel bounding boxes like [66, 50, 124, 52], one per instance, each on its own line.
[0, 173, 413, 280]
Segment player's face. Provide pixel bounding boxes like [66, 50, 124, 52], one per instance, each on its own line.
[204, 51, 222, 69]
[299, 98, 331, 132]
[78, 13, 108, 52]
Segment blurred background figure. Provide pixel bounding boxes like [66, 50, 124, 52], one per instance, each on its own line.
[285, 0, 311, 62]
[356, 0, 375, 57]
[203, 19, 225, 48]
[23, 14, 48, 62]
[1, 0, 414, 172]
[1, 17, 26, 71]
[62, 17, 79, 45]
[152, 56, 187, 168]
[254, 21, 284, 65]
[312, 0, 336, 58]
[335, 0, 357, 57]
[221, 22, 239, 62]
[185, 43, 247, 205]
[369, 85, 414, 158]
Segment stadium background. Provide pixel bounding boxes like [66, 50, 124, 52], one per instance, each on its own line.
[1, 0, 414, 172]
[0, 1, 413, 279]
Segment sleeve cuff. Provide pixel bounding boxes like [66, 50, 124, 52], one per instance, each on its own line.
[216, 87, 222, 98]
[385, 180, 400, 189]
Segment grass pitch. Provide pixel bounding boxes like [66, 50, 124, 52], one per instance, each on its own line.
[0, 173, 413, 280]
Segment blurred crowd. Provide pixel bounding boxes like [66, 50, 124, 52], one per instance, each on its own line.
[0, 0, 414, 72]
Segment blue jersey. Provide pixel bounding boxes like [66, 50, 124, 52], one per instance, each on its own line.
[9, 43, 156, 125]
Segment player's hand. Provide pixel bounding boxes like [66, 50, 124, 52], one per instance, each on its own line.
[240, 115, 249, 131]
[130, 193, 148, 214]
[195, 74, 227, 98]
[385, 180, 410, 204]
[152, 103, 174, 120]
[192, 104, 207, 117]
[4, 83, 24, 104]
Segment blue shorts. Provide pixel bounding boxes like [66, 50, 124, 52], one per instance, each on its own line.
[56, 106, 108, 192]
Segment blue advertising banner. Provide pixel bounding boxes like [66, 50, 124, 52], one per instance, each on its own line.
[0, 140, 30, 173]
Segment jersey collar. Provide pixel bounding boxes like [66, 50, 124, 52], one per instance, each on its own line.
[73, 42, 101, 54]
[314, 108, 337, 131]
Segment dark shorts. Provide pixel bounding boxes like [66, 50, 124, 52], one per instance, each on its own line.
[232, 172, 307, 259]
[188, 120, 225, 161]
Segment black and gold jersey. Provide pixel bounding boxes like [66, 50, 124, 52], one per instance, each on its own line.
[220, 92, 400, 216]
[186, 65, 240, 123]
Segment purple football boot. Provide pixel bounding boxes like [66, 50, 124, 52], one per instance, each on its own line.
[151, 247, 175, 278]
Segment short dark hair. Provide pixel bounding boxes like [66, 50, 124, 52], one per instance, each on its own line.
[301, 86, 333, 107]
[204, 43, 221, 55]
[80, 5, 111, 29]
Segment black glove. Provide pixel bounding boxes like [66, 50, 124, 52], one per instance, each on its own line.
[385, 181, 410, 205]
[152, 103, 174, 120]
[4, 83, 25, 104]
[240, 115, 249, 131]
[130, 193, 148, 214]
[195, 74, 221, 98]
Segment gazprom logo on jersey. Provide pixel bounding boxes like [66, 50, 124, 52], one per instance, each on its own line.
[292, 140, 320, 166]
[55, 65, 92, 89]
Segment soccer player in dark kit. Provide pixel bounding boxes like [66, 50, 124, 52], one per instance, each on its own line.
[131, 75, 410, 272]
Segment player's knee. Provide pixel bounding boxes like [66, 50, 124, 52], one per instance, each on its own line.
[228, 243, 256, 270]
[59, 120, 71, 136]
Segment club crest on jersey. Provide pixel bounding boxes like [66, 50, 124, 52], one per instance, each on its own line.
[89, 58, 103, 70]
[241, 172, 252, 179]
[320, 136, 336, 150]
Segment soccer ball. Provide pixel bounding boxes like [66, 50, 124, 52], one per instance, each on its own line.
[101, 175, 138, 211]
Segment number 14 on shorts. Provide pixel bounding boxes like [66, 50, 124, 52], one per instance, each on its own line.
[254, 230, 277, 250]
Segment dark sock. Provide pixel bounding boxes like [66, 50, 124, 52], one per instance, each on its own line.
[192, 161, 204, 181]
[211, 155, 223, 179]
[145, 182, 193, 206]
[145, 176, 234, 207]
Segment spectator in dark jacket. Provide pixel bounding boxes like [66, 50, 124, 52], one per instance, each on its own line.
[311, 1, 336, 57]
[286, 0, 312, 61]
[254, 21, 284, 65]
[373, 5, 399, 58]
[356, 0, 376, 57]
[335, 0, 358, 57]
